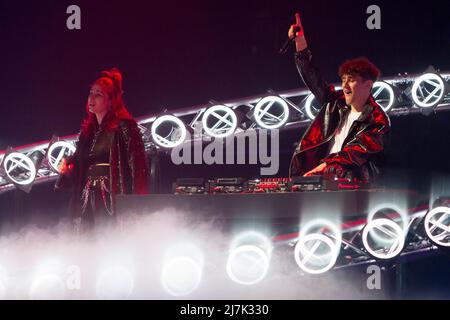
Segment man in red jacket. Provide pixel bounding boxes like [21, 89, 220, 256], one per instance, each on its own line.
[288, 14, 390, 184]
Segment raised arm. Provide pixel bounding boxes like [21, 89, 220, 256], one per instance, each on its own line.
[288, 13, 337, 105]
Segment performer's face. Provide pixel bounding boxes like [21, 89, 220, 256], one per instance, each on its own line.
[88, 84, 111, 115]
[341, 74, 373, 107]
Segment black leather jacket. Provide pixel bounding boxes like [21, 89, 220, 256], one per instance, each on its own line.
[289, 48, 391, 184]
[57, 118, 149, 218]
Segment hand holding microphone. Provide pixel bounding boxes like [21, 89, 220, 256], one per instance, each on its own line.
[280, 12, 308, 54]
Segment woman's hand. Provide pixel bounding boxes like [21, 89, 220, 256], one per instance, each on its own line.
[58, 157, 73, 175]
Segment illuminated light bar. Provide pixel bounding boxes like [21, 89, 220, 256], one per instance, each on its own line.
[47, 141, 76, 173]
[254, 96, 289, 129]
[226, 245, 270, 285]
[2, 152, 37, 186]
[161, 256, 203, 297]
[362, 218, 405, 260]
[411, 73, 446, 108]
[372, 81, 396, 112]
[294, 233, 339, 274]
[96, 266, 135, 299]
[151, 115, 187, 148]
[202, 105, 238, 138]
[424, 206, 450, 247]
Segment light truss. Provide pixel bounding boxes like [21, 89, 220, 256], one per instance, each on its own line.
[0, 72, 449, 192]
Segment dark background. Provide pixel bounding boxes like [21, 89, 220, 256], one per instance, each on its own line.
[0, 0, 449, 149]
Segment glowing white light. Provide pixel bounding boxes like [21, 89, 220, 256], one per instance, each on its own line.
[294, 233, 339, 274]
[372, 81, 395, 112]
[151, 115, 187, 148]
[362, 218, 405, 260]
[254, 96, 289, 129]
[304, 94, 319, 120]
[29, 274, 66, 300]
[226, 245, 270, 285]
[229, 231, 273, 257]
[411, 73, 446, 108]
[161, 256, 202, 297]
[3, 152, 37, 186]
[367, 204, 409, 242]
[202, 105, 238, 138]
[96, 266, 135, 299]
[300, 219, 342, 251]
[424, 206, 450, 247]
[47, 141, 76, 173]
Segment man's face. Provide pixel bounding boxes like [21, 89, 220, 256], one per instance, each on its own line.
[341, 74, 373, 107]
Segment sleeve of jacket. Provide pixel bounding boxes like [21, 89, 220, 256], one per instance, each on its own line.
[321, 116, 390, 167]
[54, 133, 82, 190]
[120, 119, 150, 195]
[295, 47, 339, 105]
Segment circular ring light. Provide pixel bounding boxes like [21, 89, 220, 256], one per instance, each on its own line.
[151, 115, 187, 148]
[161, 256, 203, 297]
[300, 219, 342, 252]
[202, 105, 238, 138]
[254, 96, 289, 129]
[424, 206, 450, 247]
[367, 204, 409, 240]
[226, 245, 270, 285]
[362, 218, 405, 260]
[372, 81, 395, 112]
[294, 233, 338, 274]
[3, 152, 37, 186]
[411, 73, 446, 108]
[47, 141, 76, 173]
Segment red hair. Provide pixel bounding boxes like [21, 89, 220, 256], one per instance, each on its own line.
[338, 57, 380, 82]
[81, 68, 133, 137]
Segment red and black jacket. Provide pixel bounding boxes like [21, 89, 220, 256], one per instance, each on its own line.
[289, 48, 391, 184]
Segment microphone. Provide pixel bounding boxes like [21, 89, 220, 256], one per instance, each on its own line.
[279, 26, 301, 55]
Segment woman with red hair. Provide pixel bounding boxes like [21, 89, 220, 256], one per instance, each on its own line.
[57, 68, 149, 232]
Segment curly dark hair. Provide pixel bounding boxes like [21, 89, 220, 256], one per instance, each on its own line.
[338, 57, 380, 82]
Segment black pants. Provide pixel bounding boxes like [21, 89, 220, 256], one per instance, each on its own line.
[77, 175, 115, 233]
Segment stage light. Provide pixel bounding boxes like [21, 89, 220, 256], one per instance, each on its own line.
[226, 231, 272, 285]
[151, 115, 187, 148]
[304, 94, 319, 121]
[29, 259, 66, 300]
[300, 219, 342, 251]
[372, 81, 396, 112]
[424, 206, 450, 247]
[96, 266, 135, 299]
[2, 152, 37, 186]
[161, 256, 203, 297]
[294, 233, 339, 274]
[161, 243, 203, 297]
[304, 87, 342, 121]
[47, 141, 76, 173]
[201, 105, 238, 138]
[362, 218, 405, 260]
[367, 204, 409, 241]
[253, 96, 290, 129]
[411, 73, 447, 108]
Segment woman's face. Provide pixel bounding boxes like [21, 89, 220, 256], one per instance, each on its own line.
[88, 84, 111, 115]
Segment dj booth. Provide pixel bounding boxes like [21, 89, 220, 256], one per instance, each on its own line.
[116, 187, 424, 235]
